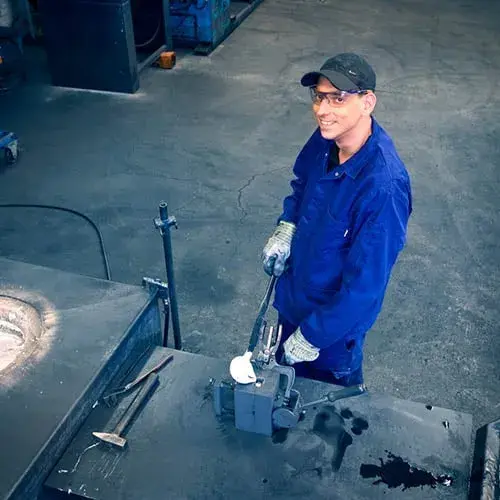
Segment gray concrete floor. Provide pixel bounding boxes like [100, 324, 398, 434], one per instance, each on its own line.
[1, 0, 499, 433]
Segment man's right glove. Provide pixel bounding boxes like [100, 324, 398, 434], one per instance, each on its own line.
[262, 220, 296, 276]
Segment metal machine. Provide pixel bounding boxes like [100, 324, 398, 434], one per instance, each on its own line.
[170, 0, 263, 54]
[36, 0, 264, 92]
[213, 275, 367, 436]
[0, 38, 23, 91]
[0, 0, 33, 91]
[38, 0, 173, 93]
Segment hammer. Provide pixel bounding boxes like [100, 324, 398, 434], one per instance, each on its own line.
[93, 372, 159, 448]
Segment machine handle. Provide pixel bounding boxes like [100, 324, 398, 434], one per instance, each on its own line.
[301, 384, 367, 409]
[248, 274, 277, 352]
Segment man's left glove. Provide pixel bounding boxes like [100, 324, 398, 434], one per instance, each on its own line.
[283, 328, 320, 365]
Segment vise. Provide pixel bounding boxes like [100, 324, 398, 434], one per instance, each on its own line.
[213, 321, 302, 436]
[213, 318, 367, 436]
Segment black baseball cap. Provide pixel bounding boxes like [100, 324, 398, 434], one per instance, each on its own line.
[301, 53, 376, 91]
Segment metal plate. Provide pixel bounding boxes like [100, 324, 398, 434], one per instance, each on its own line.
[0, 257, 161, 500]
[45, 347, 474, 499]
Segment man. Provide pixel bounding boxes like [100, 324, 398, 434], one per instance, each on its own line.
[262, 53, 412, 387]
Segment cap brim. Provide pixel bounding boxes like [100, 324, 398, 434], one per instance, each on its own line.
[300, 70, 359, 91]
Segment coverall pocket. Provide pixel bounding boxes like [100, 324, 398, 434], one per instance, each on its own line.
[315, 217, 350, 252]
[305, 218, 350, 291]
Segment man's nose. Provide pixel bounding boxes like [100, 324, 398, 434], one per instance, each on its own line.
[316, 98, 331, 115]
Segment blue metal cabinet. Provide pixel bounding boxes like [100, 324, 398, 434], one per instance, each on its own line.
[169, 0, 230, 50]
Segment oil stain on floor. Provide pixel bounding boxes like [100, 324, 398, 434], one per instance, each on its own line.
[360, 450, 453, 490]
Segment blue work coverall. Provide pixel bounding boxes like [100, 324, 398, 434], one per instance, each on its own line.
[273, 117, 412, 385]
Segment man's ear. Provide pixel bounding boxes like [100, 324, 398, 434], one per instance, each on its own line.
[362, 92, 377, 115]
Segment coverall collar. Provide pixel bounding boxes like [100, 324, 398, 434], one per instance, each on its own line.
[323, 117, 380, 180]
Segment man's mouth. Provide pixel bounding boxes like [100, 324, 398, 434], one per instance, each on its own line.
[319, 119, 336, 126]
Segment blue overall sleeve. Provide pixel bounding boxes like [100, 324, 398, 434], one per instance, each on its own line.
[278, 131, 319, 224]
[299, 180, 412, 349]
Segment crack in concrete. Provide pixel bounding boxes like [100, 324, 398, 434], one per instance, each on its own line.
[236, 166, 289, 223]
[135, 173, 199, 183]
[171, 195, 199, 215]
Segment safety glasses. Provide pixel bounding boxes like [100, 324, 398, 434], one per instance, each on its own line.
[309, 86, 367, 107]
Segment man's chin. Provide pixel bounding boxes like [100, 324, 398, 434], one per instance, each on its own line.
[318, 127, 339, 140]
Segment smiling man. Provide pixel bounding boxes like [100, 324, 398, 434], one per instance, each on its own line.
[262, 53, 413, 387]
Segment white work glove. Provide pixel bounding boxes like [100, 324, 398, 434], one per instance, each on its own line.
[262, 221, 296, 276]
[283, 328, 320, 365]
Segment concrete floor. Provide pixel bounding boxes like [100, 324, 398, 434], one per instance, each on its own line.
[1, 0, 499, 434]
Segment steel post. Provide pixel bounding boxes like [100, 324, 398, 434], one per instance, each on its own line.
[154, 202, 182, 350]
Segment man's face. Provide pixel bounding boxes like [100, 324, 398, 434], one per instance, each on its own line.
[311, 77, 373, 141]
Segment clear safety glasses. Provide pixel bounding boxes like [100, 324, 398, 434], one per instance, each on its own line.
[309, 87, 367, 107]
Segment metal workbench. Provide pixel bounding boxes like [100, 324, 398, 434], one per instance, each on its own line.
[45, 346, 474, 499]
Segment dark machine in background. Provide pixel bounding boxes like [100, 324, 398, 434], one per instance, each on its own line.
[35, 0, 262, 93]
[0, 0, 33, 92]
[0, 38, 23, 91]
[37, 0, 172, 93]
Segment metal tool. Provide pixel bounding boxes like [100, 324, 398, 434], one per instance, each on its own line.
[102, 352, 173, 407]
[271, 385, 368, 430]
[300, 384, 367, 410]
[216, 275, 303, 436]
[215, 319, 298, 436]
[93, 372, 159, 448]
[229, 274, 277, 384]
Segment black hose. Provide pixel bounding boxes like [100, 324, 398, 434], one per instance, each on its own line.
[134, 19, 161, 49]
[0, 204, 112, 280]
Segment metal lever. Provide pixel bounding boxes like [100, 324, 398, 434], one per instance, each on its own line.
[301, 384, 367, 410]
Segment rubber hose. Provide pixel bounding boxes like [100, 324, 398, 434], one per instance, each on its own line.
[0, 203, 111, 280]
